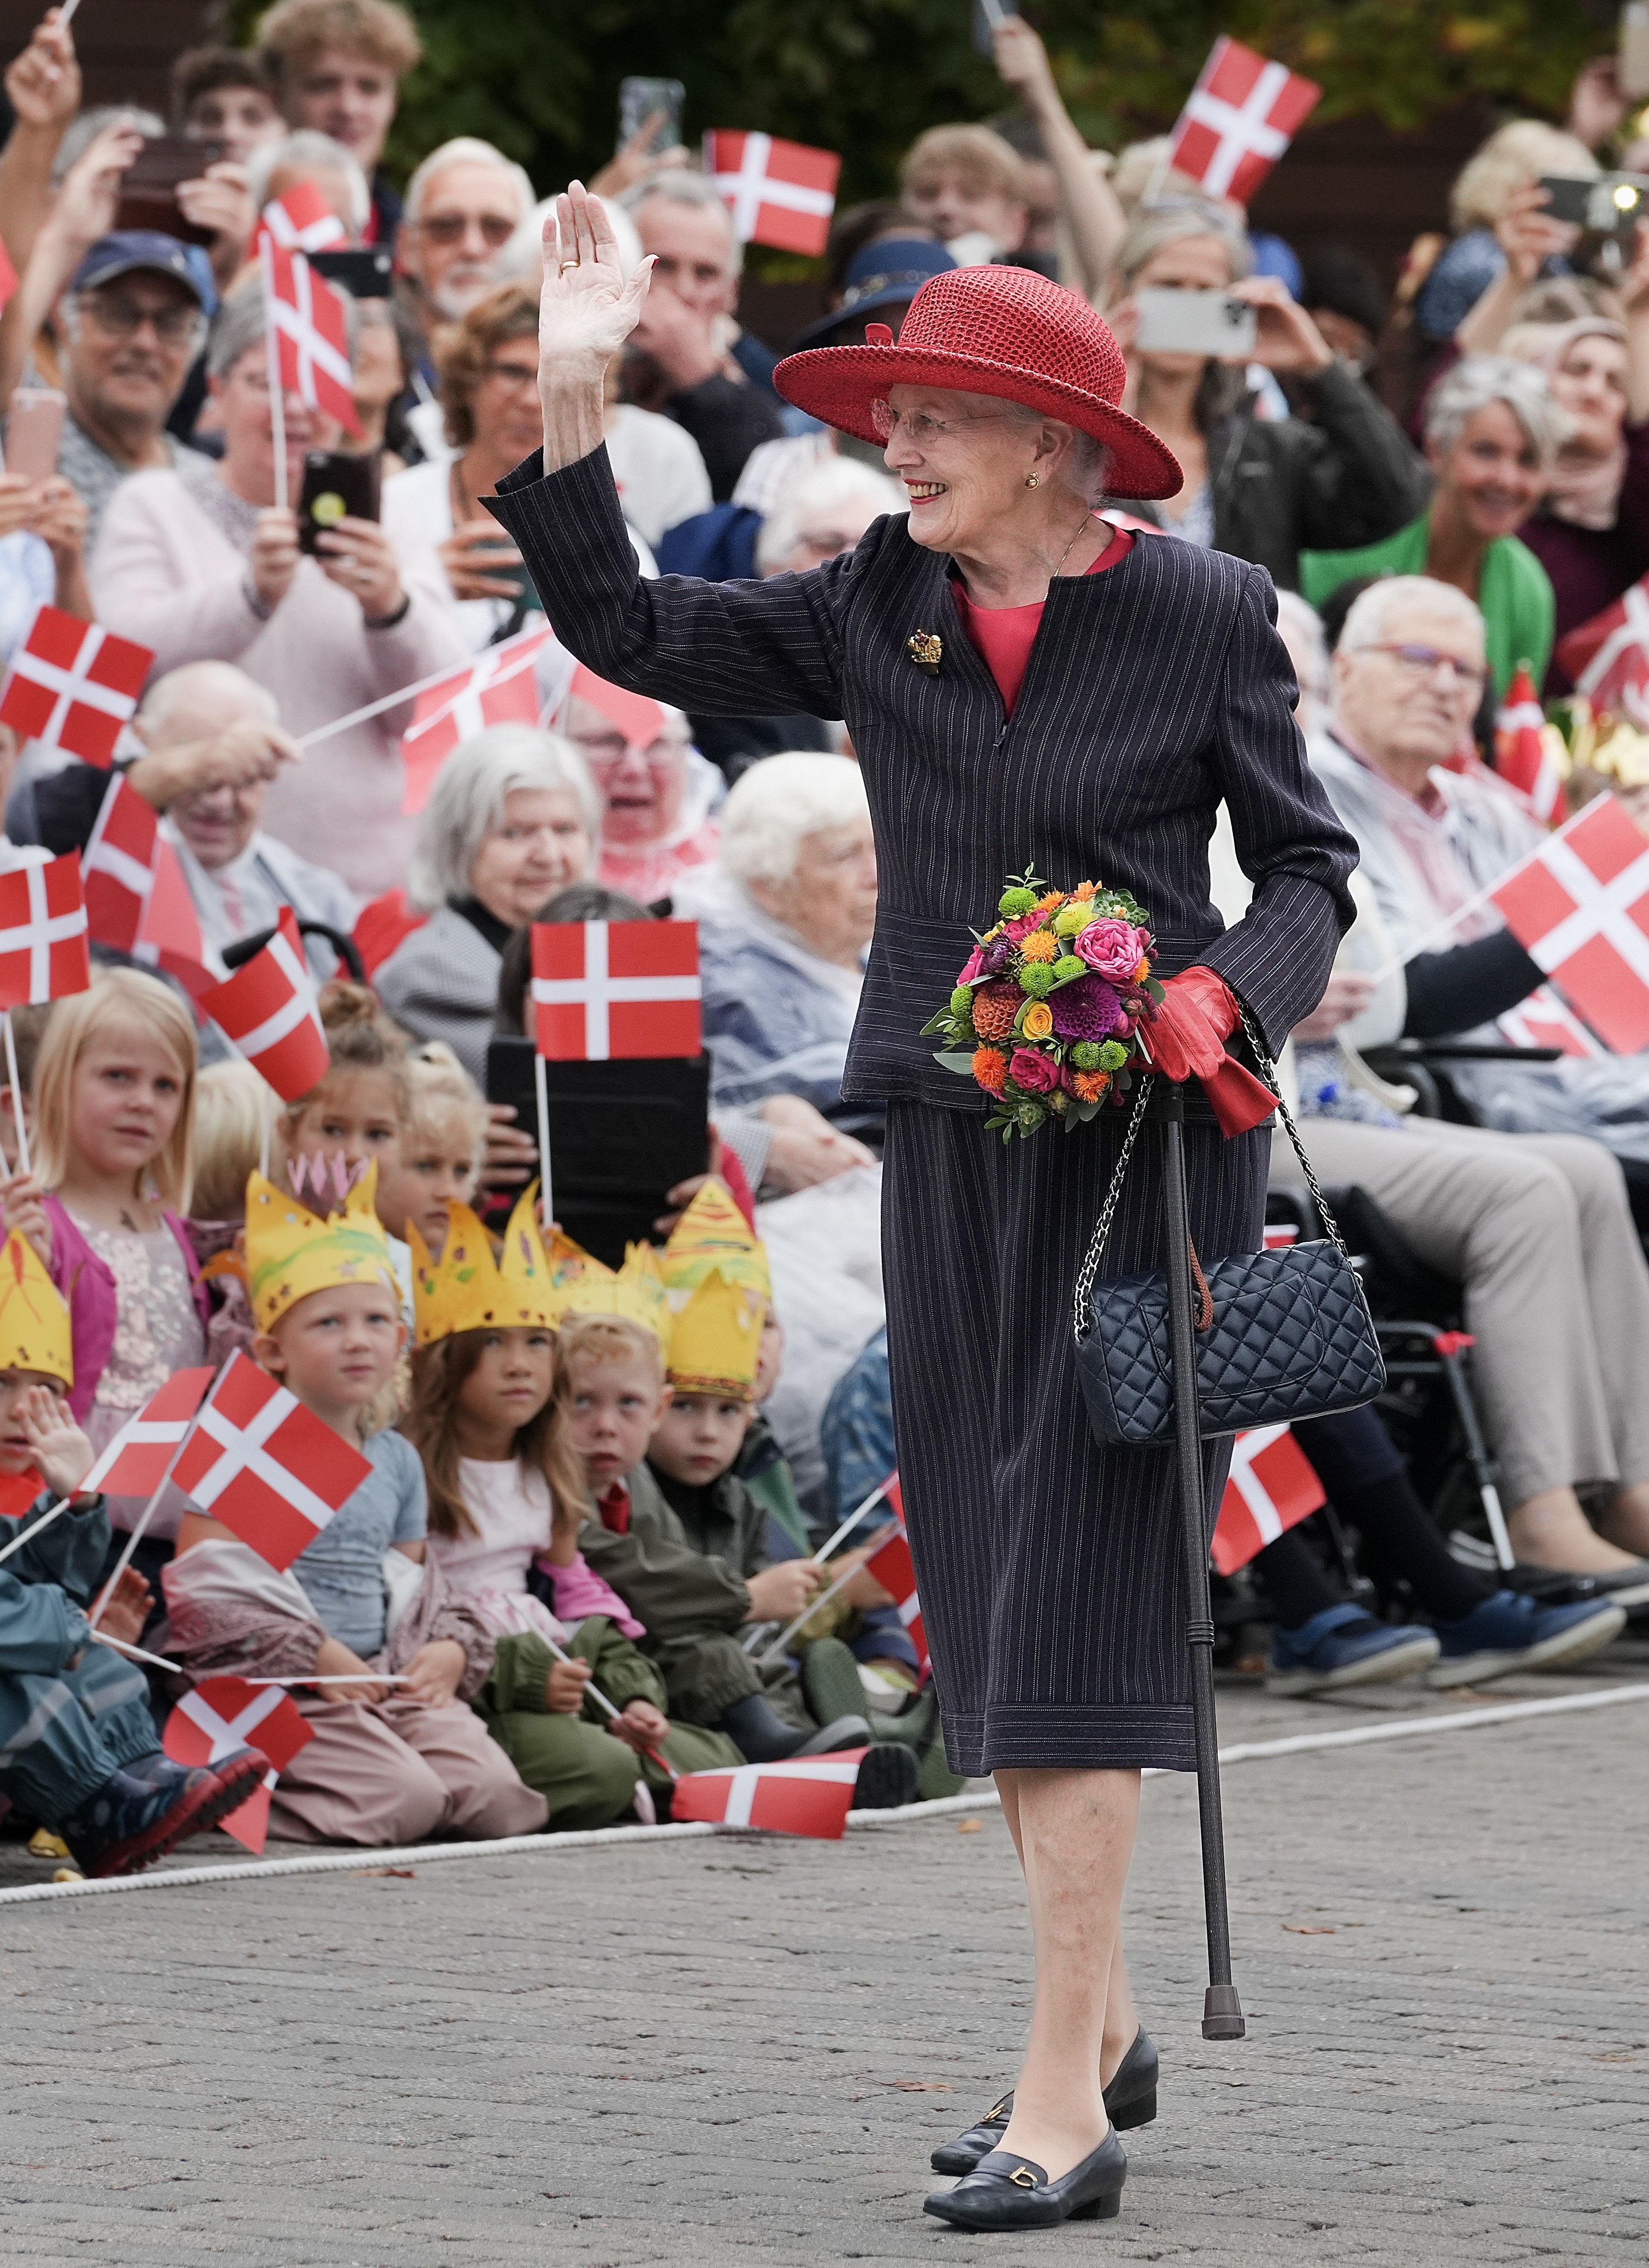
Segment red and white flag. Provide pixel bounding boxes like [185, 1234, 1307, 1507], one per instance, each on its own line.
[199, 906, 327, 1100]
[1262, 1221, 1299, 1249]
[1494, 663, 1563, 823]
[81, 1367, 215, 1497]
[1165, 37, 1321, 205]
[258, 182, 348, 257]
[171, 1351, 373, 1572]
[352, 887, 426, 975]
[863, 1520, 927, 1675]
[1210, 1423, 1325, 1576]
[134, 831, 215, 999]
[1555, 577, 1649, 725]
[82, 772, 159, 951]
[532, 919, 701, 1061]
[163, 1676, 314, 1854]
[1496, 983, 1602, 1059]
[564, 663, 666, 751]
[670, 1748, 867, 1838]
[1490, 792, 1649, 1054]
[704, 130, 841, 256]
[399, 626, 555, 814]
[0, 852, 90, 1009]
[264, 243, 357, 430]
[0, 605, 153, 765]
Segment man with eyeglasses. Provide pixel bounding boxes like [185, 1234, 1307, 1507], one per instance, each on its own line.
[56, 232, 207, 548]
[395, 135, 534, 378]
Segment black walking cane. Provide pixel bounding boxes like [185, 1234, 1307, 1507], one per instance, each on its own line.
[1152, 1077, 1245, 2043]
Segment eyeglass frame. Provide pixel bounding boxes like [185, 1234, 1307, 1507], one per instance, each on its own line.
[869, 396, 1017, 446]
[481, 357, 540, 391]
[1351, 641, 1489, 690]
[412, 210, 518, 249]
[73, 288, 205, 348]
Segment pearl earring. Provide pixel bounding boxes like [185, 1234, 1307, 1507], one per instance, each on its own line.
[1025, 472, 1041, 489]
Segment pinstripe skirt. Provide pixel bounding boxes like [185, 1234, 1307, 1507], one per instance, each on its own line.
[882, 1099, 1267, 1775]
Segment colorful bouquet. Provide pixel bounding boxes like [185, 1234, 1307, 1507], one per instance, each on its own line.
[921, 867, 1161, 1140]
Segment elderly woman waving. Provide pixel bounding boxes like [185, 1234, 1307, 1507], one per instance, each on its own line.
[488, 185, 1354, 2232]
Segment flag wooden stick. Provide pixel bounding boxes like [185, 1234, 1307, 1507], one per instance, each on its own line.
[811, 1478, 892, 1565]
[261, 244, 288, 514]
[757, 1552, 867, 1668]
[92, 1631, 184, 1672]
[57, 0, 83, 24]
[3, 1010, 31, 1176]
[86, 1433, 193, 1631]
[533, 1050, 553, 1227]
[0, 1495, 70, 1565]
[542, 1632, 676, 1779]
[292, 624, 546, 751]
[246, 1673, 410, 1686]
[259, 1082, 272, 1181]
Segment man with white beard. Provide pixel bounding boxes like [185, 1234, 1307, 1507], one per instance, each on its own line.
[395, 136, 535, 382]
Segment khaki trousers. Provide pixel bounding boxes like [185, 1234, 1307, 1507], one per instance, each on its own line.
[1272, 1117, 1649, 1508]
[270, 1690, 549, 1847]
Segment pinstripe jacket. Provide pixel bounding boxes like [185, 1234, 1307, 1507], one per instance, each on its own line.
[489, 448, 1357, 1110]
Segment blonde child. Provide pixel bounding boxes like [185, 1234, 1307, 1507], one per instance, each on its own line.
[163, 1171, 546, 1847]
[0, 974, 209, 1502]
[404, 1193, 739, 1826]
[380, 1047, 488, 1258]
[189, 1059, 274, 1224]
[280, 983, 409, 1208]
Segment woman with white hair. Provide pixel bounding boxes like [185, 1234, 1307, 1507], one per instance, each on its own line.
[1105, 204, 1428, 588]
[699, 752, 878, 1130]
[374, 724, 598, 1083]
[1301, 354, 1564, 695]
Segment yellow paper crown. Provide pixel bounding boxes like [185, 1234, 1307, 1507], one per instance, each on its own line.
[667, 1269, 764, 1401]
[552, 1233, 671, 1346]
[245, 1164, 397, 1334]
[0, 1230, 72, 1385]
[660, 1179, 770, 1302]
[408, 1187, 563, 1348]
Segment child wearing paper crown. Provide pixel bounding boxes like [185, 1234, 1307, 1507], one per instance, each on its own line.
[0, 1231, 269, 1876]
[403, 1189, 742, 1826]
[163, 1168, 547, 1847]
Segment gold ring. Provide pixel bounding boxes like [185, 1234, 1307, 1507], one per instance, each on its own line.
[558, 259, 578, 273]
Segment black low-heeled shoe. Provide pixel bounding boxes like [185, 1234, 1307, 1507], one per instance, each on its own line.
[929, 2029, 1158, 2175]
[923, 2133, 1127, 2231]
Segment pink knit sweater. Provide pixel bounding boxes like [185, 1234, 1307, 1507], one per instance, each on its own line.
[88, 463, 470, 897]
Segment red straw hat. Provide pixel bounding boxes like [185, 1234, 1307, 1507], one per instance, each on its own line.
[774, 264, 1182, 502]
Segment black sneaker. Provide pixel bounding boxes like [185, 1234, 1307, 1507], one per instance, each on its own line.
[61, 1751, 271, 1879]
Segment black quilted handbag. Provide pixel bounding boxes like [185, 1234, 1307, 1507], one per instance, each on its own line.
[1072, 1016, 1385, 1448]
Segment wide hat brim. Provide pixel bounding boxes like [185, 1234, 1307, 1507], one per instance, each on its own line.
[772, 341, 1183, 502]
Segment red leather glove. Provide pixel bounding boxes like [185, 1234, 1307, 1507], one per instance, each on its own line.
[1144, 967, 1278, 1139]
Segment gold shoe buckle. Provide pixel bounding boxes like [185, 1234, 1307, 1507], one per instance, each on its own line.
[1007, 2165, 1039, 2190]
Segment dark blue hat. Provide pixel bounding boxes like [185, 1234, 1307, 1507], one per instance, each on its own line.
[68, 232, 207, 305]
[787, 237, 957, 351]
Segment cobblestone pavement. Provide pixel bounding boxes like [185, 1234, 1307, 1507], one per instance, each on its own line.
[2, 1651, 1646, 2268]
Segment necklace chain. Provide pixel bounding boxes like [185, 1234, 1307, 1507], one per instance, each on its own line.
[1050, 509, 1097, 585]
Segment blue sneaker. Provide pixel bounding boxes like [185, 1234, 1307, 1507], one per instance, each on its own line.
[1425, 1590, 1626, 1689]
[1266, 1603, 1441, 1696]
[60, 1751, 270, 1879]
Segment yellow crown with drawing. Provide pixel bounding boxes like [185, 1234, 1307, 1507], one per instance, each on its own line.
[667, 1269, 765, 1401]
[551, 1231, 671, 1346]
[245, 1164, 397, 1333]
[0, 1230, 72, 1385]
[660, 1180, 770, 1303]
[408, 1186, 563, 1348]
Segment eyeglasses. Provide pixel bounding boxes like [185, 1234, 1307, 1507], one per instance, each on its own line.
[869, 398, 1012, 446]
[415, 211, 517, 249]
[81, 294, 201, 345]
[1359, 642, 1488, 690]
[483, 359, 539, 390]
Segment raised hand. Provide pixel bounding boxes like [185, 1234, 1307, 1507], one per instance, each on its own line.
[15, 1385, 94, 1499]
[539, 180, 655, 388]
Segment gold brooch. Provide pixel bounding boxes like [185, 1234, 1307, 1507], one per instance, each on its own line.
[907, 629, 942, 675]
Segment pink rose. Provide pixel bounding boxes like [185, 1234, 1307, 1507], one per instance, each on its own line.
[1003, 912, 1045, 944]
[1009, 1045, 1059, 1093]
[956, 946, 985, 984]
[1076, 918, 1148, 983]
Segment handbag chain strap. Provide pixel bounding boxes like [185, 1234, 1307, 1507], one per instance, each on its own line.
[1070, 1005, 1354, 1342]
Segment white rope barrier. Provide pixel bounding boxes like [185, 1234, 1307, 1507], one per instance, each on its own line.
[3, 1681, 1644, 1907]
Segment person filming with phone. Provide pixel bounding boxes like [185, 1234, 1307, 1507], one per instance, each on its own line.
[1104, 206, 1427, 589]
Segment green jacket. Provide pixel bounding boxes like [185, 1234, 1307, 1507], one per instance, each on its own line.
[734, 1413, 809, 1555]
[578, 1460, 771, 1642]
[1298, 509, 1554, 699]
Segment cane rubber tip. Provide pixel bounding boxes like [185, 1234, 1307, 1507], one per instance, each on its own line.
[1202, 1984, 1246, 2040]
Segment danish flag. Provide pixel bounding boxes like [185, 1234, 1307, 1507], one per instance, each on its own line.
[1493, 663, 1563, 823]
[82, 772, 160, 951]
[704, 131, 841, 256]
[1165, 38, 1321, 206]
[863, 1520, 927, 1675]
[80, 1367, 215, 1498]
[171, 1351, 373, 1572]
[532, 919, 701, 1061]
[263, 243, 358, 431]
[0, 852, 89, 1008]
[565, 663, 666, 750]
[670, 1748, 869, 1838]
[399, 626, 555, 814]
[1489, 792, 1649, 1054]
[257, 182, 348, 257]
[1555, 577, 1649, 724]
[0, 605, 153, 765]
[163, 1676, 313, 1854]
[1496, 983, 1602, 1059]
[352, 887, 426, 974]
[199, 906, 327, 1099]
[1210, 1423, 1326, 1576]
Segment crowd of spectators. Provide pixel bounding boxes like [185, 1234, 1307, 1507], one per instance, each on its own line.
[1, 0, 1647, 1876]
